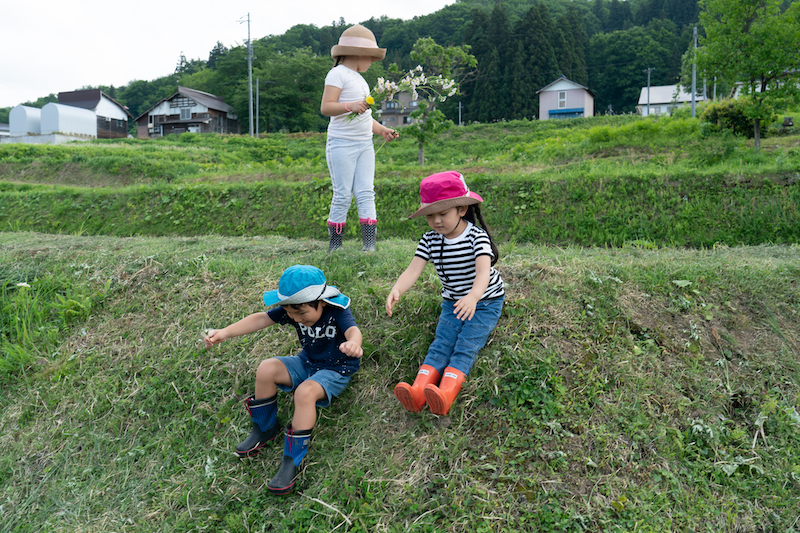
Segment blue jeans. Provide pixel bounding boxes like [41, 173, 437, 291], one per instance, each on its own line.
[423, 296, 505, 376]
[325, 137, 376, 223]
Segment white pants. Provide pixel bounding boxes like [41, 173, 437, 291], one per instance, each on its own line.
[325, 137, 376, 224]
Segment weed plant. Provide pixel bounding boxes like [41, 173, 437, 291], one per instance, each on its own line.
[1, 232, 798, 532]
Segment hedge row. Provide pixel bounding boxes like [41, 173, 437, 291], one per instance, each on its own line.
[2, 170, 799, 247]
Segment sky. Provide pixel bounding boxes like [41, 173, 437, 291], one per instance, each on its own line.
[0, 0, 455, 109]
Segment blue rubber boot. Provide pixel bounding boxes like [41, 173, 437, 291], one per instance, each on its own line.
[268, 424, 312, 495]
[235, 395, 281, 457]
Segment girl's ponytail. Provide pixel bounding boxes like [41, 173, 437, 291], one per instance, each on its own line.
[467, 205, 499, 266]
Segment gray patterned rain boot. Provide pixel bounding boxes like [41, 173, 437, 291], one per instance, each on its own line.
[360, 218, 377, 252]
[327, 221, 345, 252]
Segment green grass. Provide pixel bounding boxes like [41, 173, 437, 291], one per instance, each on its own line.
[1, 116, 800, 247]
[1, 111, 799, 531]
[1, 232, 799, 532]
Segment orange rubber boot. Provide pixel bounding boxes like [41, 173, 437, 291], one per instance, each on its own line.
[394, 365, 440, 413]
[424, 367, 466, 415]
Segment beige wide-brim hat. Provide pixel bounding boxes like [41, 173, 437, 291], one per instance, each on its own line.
[331, 24, 386, 61]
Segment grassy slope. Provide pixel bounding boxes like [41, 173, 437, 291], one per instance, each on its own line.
[2, 116, 800, 247]
[1, 232, 799, 532]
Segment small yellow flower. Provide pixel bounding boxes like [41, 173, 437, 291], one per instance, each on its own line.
[366, 96, 375, 105]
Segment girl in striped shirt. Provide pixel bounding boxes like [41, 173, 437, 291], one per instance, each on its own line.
[386, 171, 505, 415]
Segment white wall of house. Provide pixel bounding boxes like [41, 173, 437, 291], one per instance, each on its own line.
[96, 96, 129, 120]
[147, 99, 209, 119]
[41, 103, 97, 137]
[637, 85, 704, 116]
[538, 82, 595, 120]
[9, 105, 41, 136]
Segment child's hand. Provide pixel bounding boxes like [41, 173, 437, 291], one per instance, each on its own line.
[339, 341, 363, 358]
[453, 295, 479, 321]
[203, 328, 228, 348]
[381, 128, 399, 142]
[349, 100, 369, 114]
[385, 289, 401, 317]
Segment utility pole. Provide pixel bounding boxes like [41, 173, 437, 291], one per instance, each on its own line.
[643, 67, 655, 116]
[691, 26, 697, 118]
[256, 78, 259, 137]
[240, 13, 254, 136]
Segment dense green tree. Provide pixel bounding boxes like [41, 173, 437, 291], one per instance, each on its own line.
[250, 48, 331, 133]
[608, 0, 634, 31]
[697, 0, 800, 148]
[588, 23, 677, 113]
[464, 8, 494, 122]
[663, 0, 699, 25]
[557, 9, 590, 86]
[174, 53, 206, 75]
[635, 0, 666, 25]
[487, 2, 514, 113]
[508, 4, 560, 119]
[207, 42, 228, 70]
[593, 0, 609, 31]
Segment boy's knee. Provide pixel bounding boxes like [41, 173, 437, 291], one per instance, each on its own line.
[256, 358, 283, 379]
[294, 381, 324, 404]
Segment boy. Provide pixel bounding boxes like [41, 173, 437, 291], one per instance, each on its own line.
[204, 264, 363, 495]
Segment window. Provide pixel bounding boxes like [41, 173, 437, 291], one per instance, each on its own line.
[558, 91, 567, 109]
[170, 97, 194, 108]
[180, 108, 192, 120]
[403, 116, 412, 124]
[409, 101, 419, 107]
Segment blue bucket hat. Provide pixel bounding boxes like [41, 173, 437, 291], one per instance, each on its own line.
[263, 265, 350, 309]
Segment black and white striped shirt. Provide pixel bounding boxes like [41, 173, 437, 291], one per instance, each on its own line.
[415, 222, 505, 301]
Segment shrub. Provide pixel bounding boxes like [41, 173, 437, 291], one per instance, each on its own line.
[700, 98, 777, 138]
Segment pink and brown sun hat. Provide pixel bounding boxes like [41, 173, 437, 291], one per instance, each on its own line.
[331, 24, 386, 61]
[409, 171, 483, 218]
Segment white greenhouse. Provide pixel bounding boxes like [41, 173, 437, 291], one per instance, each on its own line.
[9, 105, 42, 136]
[41, 103, 97, 137]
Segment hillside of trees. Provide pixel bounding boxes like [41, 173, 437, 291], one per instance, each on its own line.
[2, 0, 706, 132]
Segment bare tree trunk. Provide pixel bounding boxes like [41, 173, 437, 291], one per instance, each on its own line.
[754, 118, 761, 150]
[418, 143, 424, 166]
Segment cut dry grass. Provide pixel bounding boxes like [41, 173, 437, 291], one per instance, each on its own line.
[1, 232, 799, 532]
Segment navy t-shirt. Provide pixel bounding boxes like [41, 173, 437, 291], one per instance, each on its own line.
[267, 305, 360, 376]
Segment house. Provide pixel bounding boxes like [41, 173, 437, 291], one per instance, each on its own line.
[378, 91, 421, 127]
[636, 85, 704, 116]
[536, 76, 596, 120]
[58, 89, 132, 139]
[134, 86, 239, 139]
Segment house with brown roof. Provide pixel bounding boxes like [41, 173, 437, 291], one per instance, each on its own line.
[134, 86, 239, 139]
[58, 89, 133, 138]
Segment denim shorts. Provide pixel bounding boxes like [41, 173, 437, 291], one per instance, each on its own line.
[423, 296, 505, 376]
[275, 355, 353, 407]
